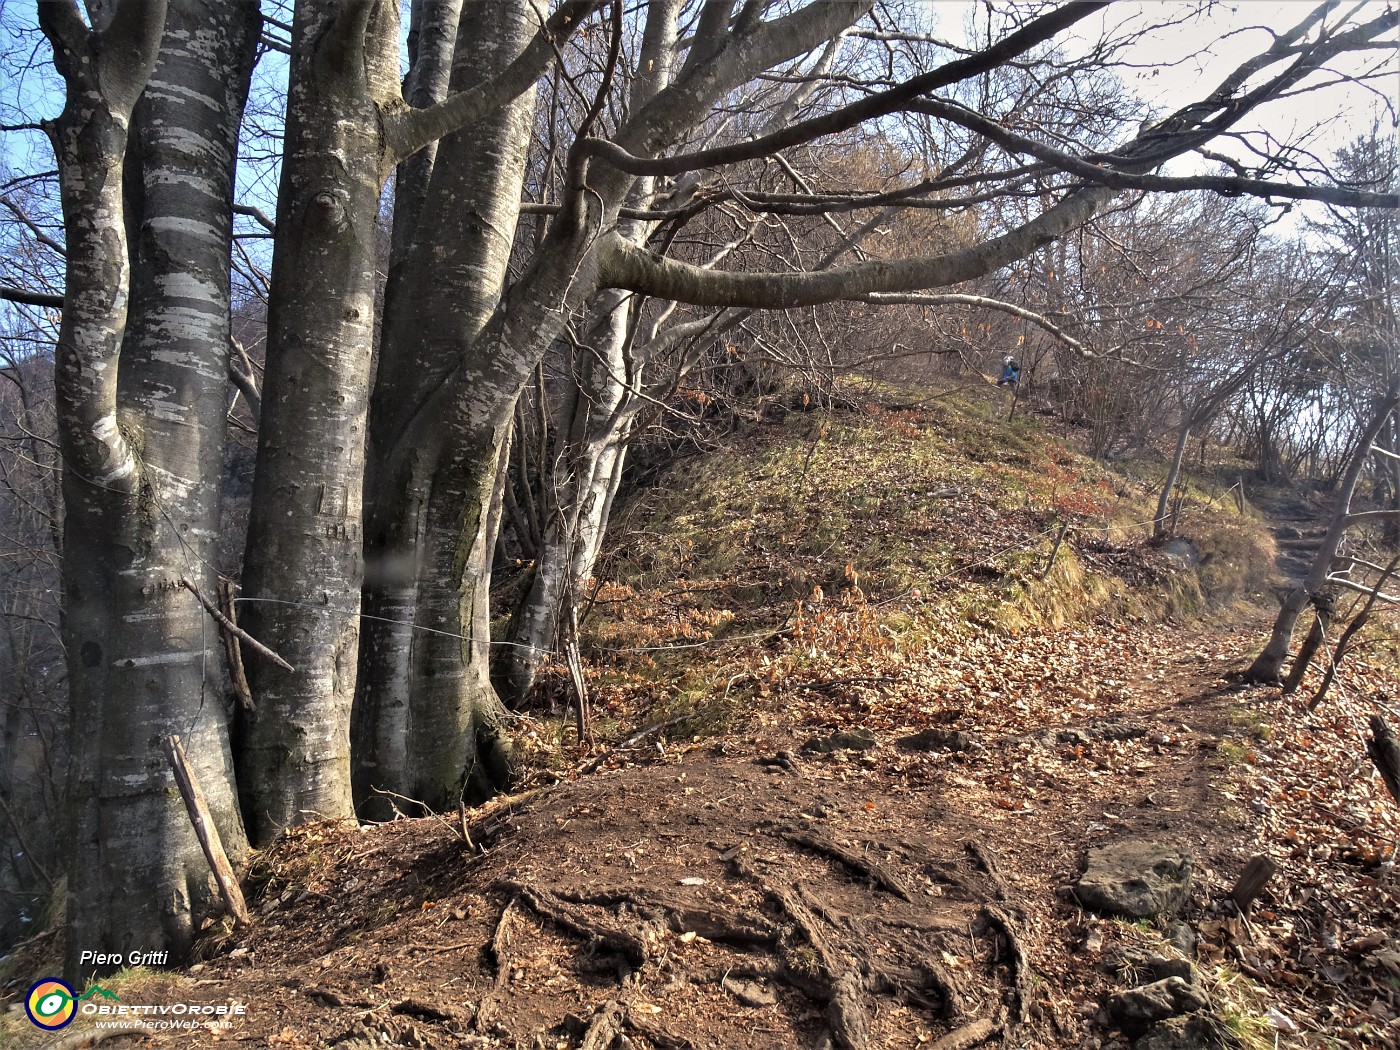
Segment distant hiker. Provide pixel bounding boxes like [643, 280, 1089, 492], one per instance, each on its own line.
[997, 355, 1021, 387]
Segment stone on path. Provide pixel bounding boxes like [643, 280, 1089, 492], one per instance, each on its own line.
[801, 729, 877, 753]
[1106, 976, 1209, 1035]
[1075, 838, 1193, 919]
[897, 728, 973, 752]
[1131, 1014, 1224, 1050]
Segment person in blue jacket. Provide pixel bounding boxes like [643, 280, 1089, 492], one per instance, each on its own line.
[997, 354, 1021, 387]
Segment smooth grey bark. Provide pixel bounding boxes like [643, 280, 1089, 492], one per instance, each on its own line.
[236, 0, 404, 843]
[598, 182, 1119, 308]
[1245, 381, 1400, 683]
[354, 0, 536, 817]
[390, 0, 463, 269]
[43, 0, 258, 979]
[356, 0, 875, 799]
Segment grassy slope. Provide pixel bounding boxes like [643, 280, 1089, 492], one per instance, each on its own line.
[566, 377, 1276, 744]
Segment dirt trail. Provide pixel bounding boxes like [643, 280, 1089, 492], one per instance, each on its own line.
[7, 499, 1400, 1048]
[5, 613, 1309, 1050]
[1249, 488, 1331, 585]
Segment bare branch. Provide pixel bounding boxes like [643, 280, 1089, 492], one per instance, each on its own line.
[1, 197, 66, 256]
[1344, 509, 1400, 528]
[385, 0, 602, 164]
[1324, 574, 1400, 605]
[0, 286, 63, 309]
[856, 292, 1103, 360]
[585, 1, 1112, 177]
[907, 96, 1400, 209]
[233, 202, 277, 233]
[599, 182, 1115, 308]
[180, 577, 293, 672]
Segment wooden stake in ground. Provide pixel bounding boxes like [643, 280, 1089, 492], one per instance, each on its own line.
[1040, 520, 1072, 580]
[1228, 855, 1277, 912]
[162, 734, 250, 927]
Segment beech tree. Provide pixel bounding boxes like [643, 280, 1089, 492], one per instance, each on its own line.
[234, 0, 596, 841]
[1245, 379, 1400, 683]
[37, 0, 259, 975]
[7, 0, 1400, 977]
[353, 0, 542, 818]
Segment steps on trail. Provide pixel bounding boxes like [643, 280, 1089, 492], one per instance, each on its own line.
[1256, 492, 1330, 585]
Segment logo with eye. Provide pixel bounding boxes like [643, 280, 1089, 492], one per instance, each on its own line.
[25, 978, 76, 1030]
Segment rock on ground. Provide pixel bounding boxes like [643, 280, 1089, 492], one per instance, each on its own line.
[1131, 1013, 1225, 1049]
[1074, 838, 1194, 919]
[1107, 976, 1209, 1036]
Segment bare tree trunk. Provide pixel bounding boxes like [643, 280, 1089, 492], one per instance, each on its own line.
[498, 0, 847, 702]
[354, 0, 536, 816]
[403, 430, 515, 807]
[237, 0, 405, 844]
[390, 0, 464, 269]
[494, 0, 686, 704]
[1245, 383, 1400, 683]
[44, 0, 258, 978]
[1279, 593, 1334, 695]
[497, 300, 636, 705]
[1154, 418, 1193, 539]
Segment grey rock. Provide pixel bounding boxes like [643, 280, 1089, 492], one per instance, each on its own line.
[1059, 721, 1149, 746]
[1107, 977, 1209, 1035]
[1075, 839, 1194, 918]
[801, 729, 877, 753]
[898, 728, 973, 752]
[1131, 1014, 1224, 1049]
[1104, 948, 1195, 984]
[1164, 922, 1197, 958]
[723, 976, 778, 1007]
[1161, 539, 1201, 568]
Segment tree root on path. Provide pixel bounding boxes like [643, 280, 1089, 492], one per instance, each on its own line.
[576, 997, 697, 1050]
[979, 904, 1031, 1026]
[626, 1014, 697, 1049]
[473, 897, 520, 1032]
[733, 856, 971, 1050]
[549, 883, 777, 944]
[580, 998, 626, 1050]
[774, 825, 914, 901]
[480, 861, 1015, 1050]
[927, 1014, 1002, 1050]
[497, 880, 656, 966]
[963, 840, 1008, 902]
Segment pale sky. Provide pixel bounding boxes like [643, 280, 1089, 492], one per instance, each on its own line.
[931, 1, 1399, 158]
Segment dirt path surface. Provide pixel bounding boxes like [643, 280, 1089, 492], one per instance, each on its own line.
[1249, 490, 1330, 586]
[12, 600, 1396, 1050]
